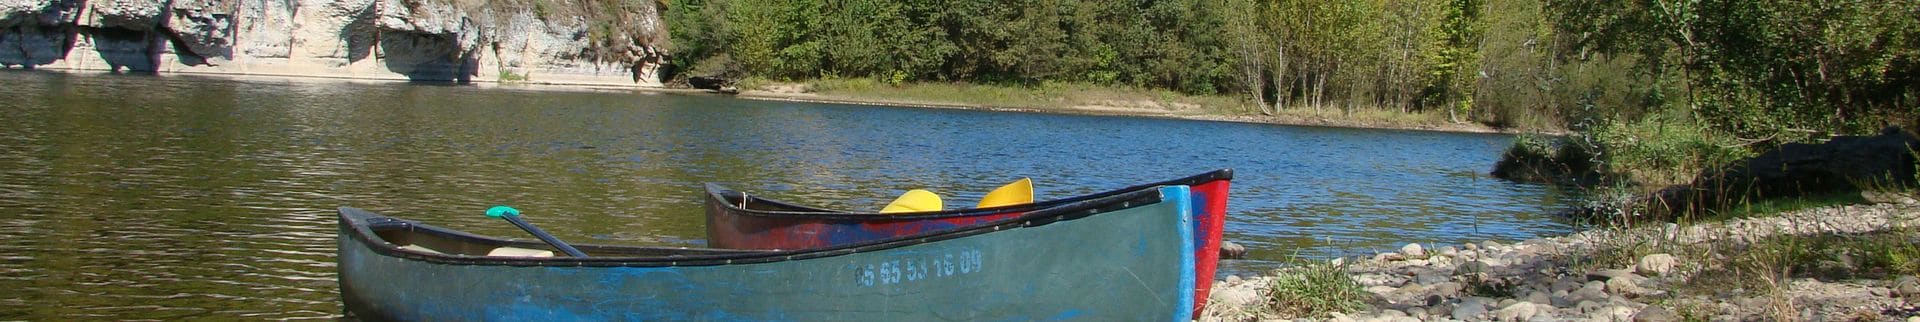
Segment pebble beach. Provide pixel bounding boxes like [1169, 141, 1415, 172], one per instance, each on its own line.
[1201, 202, 1920, 322]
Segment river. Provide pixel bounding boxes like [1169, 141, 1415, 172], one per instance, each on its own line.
[0, 71, 1577, 319]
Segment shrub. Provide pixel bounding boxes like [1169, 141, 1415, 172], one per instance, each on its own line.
[1589, 114, 1752, 187]
[1490, 134, 1601, 186]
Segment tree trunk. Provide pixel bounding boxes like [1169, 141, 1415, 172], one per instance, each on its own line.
[1244, 66, 1268, 114]
[1273, 45, 1290, 111]
[1314, 69, 1328, 113]
[1299, 72, 1311, 112]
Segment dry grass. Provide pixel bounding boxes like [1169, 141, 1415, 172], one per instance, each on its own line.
[797, 78, 1244, 115]
[1247, 107, 1462, 131]
[1573, 196, 1920, 319]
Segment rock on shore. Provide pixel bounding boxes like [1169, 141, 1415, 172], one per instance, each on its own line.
[1202, 203, 1920, 321]
[1, 0, 666, 86]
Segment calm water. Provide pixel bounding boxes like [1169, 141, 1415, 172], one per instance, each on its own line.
[0, 71, 1575, 319]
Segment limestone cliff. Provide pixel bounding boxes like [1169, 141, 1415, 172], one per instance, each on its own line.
[0, 0, 667, 87]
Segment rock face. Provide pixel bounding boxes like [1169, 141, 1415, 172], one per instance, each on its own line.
[688, 75, 736, 93]
[1713, 127, 1920, 195]
[1650, 127, 1920, 218]
[0, 0, 87, 67]
[1, 0, 667, 86]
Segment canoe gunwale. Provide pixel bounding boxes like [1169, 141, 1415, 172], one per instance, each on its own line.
[339, 187, 1168, 268]
[705, 168, 1231, 219]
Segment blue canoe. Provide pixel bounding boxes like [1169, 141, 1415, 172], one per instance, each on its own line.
[337, 186, 1197, 321]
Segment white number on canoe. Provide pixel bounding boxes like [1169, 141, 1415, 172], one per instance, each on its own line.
[855, 249, 984, 287]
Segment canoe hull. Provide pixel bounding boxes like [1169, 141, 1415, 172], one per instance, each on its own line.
[1186, 178, 1229, 312]
[339, 187, 1196, 321]
[703, 170, 1232, 316]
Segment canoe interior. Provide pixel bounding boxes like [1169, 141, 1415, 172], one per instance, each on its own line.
[714, 189, 836, 213]
[706, 168, 1230, 218]
[368, 223, 760, 259]
[700, 169, 1232, 250]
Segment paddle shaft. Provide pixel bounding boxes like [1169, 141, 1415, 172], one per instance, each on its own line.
[500, 215, 589, 258]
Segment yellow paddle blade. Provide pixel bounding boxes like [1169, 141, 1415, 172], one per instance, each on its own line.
[880, 189, 943, 214]
[976, 177, 1034, 208]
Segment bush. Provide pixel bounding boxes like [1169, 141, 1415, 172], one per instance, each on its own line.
[1490, 134, 1601, 186]
[1499, 113, 1758, 223]
[1589, 114, 1753, 187]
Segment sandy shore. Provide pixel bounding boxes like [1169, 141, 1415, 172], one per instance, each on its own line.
[734, 86, 1515, 135]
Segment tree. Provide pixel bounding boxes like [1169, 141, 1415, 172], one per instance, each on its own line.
[1428, 0, 1485, 122]
[1222, 0, 1272, 114]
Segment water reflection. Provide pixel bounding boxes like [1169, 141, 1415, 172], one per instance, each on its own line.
[0, 70, 1575, 319]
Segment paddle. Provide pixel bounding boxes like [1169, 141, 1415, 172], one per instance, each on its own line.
[485, 205, 589, 258]
[879, 189, 943, 214]
[976, 177, 1034, 208]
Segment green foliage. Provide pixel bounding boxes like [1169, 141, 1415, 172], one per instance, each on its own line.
[1508, 135, 1561, 162]
[1687, 0, 1920, 143]
[660, 0, 1915, 140]
[1494, 112, 1745, 193]
[532, 0, 551, 19]
[663, 0, 1562, 127]
[1473, 0, 1558, 129]
[1266, 261, 1372, 319]
[1549, 0, 1920, 146]
[666, 0, 735, 76]
[1492, 134, 1600, 184]
[806, 77, 882, 93]
[1426, 0, 1485, 120]
[666, 0, 1238, 93]
[1700, 192, 1868, 221]
[1586, 114, 1752, 186]
[498, 70, 529, 82]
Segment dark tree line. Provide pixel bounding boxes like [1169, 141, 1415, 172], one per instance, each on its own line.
[664, 0, 1920, 136]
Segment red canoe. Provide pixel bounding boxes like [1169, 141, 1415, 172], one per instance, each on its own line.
[702, 169, 1232, 316]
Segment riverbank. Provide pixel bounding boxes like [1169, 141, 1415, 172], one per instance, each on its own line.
[733, 79, 1523, 135]
[8, 64, 1533, 135]
[1200, 201, 1920, 321]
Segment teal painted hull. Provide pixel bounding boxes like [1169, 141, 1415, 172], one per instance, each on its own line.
[338, 186, 1196, 321]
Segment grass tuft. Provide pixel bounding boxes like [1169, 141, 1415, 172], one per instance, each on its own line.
[1697, 193, 1868, 221]
[1266, 261, 1372, 319]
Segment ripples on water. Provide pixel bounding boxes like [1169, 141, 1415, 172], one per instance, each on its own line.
[0, 70, 1576, 319]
